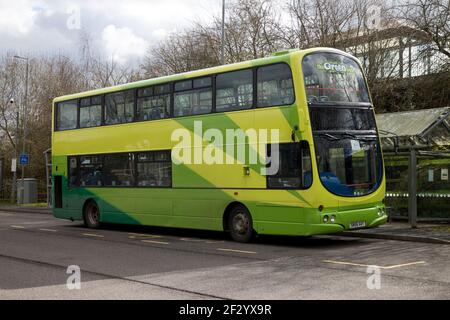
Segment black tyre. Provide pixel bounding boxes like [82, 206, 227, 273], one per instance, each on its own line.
[83, 201, 101, 229]
[228, 205, 254, 243]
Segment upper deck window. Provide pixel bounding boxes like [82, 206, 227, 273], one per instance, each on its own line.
[216, 70, 253, 112]
[56, 100, 78, 130]
[174, 77, 212, 117]
[302, 53, 370, 104]
[257, 64, 294, 108]
[137, 84, 171, 121]
[80, 96, 102, 128]
[105, 90, 134, 125]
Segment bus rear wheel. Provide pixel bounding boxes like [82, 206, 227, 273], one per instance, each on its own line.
[228, 205, 254, 243]
[83, 201, 101, 229]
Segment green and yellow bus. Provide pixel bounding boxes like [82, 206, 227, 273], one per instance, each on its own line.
[52, 47, 387, 242]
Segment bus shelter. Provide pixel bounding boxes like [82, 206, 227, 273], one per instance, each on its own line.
[376, 107, 450, 227]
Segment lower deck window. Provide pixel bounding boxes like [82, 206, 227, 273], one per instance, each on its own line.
[104, 153, 134, 186]
[68, 150, 172, 188]
[79, 156, 103, 187]
[136, 151, 171, 187]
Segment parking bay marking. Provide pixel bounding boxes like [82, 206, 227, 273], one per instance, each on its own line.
[217, 248, 257, 254]
[323, 259, 426, 269]
[82, 233, 105, 238]
[141, 239, 170, 245]
[128, 233, 162, 239]
[39, 228, 57, 232]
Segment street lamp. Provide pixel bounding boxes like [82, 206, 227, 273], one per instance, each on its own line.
[14, 55, 29, 204]
[221, 0, 226, 65]
[8, 99, 19, 204]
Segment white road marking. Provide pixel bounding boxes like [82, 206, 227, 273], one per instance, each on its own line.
[82, 233, 104, 238]
[10, 225, 25, 229]
[217, 248, 257, 254]
[141, 239, 170, 245]
[39, 228, 58, 232]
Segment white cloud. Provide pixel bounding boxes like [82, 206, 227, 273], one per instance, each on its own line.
[0, 0, 222, 61]
[101, 24, 149, 64]
[0, 0, 38, 36]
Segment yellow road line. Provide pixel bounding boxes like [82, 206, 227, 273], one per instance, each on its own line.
[141, 239, 170, 245]
[323, 260, 426, 269]
[39, 228, 57, 232]
[82, 233, 104, 238]
[382, 261, 427, 269]
[10, 225, 25, 229]
[217, 248, 257, 254]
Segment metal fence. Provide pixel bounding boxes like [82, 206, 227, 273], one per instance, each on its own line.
[385, 153, 450, 220]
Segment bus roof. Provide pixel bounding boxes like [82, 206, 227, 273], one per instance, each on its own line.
[53, 47, 347, 103]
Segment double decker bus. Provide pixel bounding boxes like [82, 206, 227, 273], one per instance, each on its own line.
[52, 47, 387, 242]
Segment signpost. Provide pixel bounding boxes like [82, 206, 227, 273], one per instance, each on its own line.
[19, 154, 29, 166]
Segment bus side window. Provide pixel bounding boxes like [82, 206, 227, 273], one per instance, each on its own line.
[105, 91, 134, 125]
[79, 156, 103, 187]
[257, 64, 294, 108]
[267, 141, 312, 189]
[56, 100, 78, 130]
[216, 69, 253, 112]
[174, 77, 212, 117]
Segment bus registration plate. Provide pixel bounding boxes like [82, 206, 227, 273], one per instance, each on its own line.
[349, 221, 366, 229]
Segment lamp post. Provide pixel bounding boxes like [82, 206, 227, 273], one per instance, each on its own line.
[9, 99, 19, 204]
[221, 0, 226, 65]
[14, 55, 29, 204]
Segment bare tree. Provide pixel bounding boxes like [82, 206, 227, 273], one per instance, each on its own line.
[143, 0, 287, 76]
[394, 0, 450, 61]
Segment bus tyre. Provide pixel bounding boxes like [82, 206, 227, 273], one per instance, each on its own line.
[83, 201, 101, 229]
[228, 205, 253, 243]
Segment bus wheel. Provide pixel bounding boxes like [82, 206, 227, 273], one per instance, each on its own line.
[228, 205, 253, 243]
[83, 201, 101, 229]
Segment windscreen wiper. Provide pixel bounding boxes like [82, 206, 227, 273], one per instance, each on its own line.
[315, 132, 376, 142]
[315, 132, 340, 141]
[339, 132, 376, 141]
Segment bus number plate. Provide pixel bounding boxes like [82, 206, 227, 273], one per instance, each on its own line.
[349, 221, 366, 229]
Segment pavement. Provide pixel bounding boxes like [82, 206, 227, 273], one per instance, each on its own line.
[342, 222, 450, 245]
[0, 210, 449, 299]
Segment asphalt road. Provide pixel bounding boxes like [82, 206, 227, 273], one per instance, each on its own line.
[0, 210, 449, 299]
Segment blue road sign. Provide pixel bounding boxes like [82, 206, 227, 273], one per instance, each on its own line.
[19, 154, 29, 166]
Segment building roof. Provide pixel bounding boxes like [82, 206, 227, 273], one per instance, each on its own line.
[376, 107, 450, 138]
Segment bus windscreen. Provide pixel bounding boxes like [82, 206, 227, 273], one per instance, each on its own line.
[302, 52, 370, 104]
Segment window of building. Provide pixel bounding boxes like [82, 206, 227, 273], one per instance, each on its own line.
[137, 84, 171, 121]
[174, 77, 212, 117]
[56, 100, 78, 130]
[105, 91, 134, 125]
[80, 96, 102, 128]
[103, 153, 134, 187]
[79, 155, 103, 187]
[267, 141, 312, 189]
[216, 69, 253, 112]
[136, 151, 171, 187]
[257, 64, 294, 107]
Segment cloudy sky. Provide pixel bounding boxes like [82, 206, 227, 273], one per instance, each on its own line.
[0, 0, 222, 64]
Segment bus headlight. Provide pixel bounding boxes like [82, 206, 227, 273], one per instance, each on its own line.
[323, 215, 329, 223]
[378, 208, 385, 217]
[330, 215, 336, 223]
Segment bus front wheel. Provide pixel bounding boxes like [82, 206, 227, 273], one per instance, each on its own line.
[83, 201, 101, 229]
[228, 205, 254, 243]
